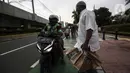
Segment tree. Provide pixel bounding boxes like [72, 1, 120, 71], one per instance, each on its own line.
[72, 10, 79, 24]
[125, 8, 130, 15]
[126, 0, 130, 5]
[93, 7, 112, 27]
[112, 8, 130, 24]
[124, 8, 130, 23]
[113, 14, 123, 24]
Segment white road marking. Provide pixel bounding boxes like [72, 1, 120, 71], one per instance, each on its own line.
[0, 42, 37, 56]
[30, 60, 39, 68]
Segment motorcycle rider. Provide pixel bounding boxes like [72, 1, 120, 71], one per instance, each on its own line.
[39, 14, 64, 60]
[38, 14, 65, 73]
[38, 14, 64, 49]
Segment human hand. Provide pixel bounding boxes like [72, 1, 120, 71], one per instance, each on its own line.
[81, 43, 90, 52]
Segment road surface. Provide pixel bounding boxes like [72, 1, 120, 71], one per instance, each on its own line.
[1, 33, 128, 73]
[0, 34, 40, 73]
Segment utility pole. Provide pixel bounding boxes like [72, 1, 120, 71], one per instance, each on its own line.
[93, 5, 95, 10]
[3, 0, 5, 2]
[59, 15, 61, 22]
[31, 0, 35, 20]
[7, 0, 9, 4]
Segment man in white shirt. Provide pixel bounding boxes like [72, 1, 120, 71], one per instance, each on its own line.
[74, 1, 100, 73]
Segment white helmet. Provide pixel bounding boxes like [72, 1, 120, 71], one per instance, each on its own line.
[49, 15, 59, 21]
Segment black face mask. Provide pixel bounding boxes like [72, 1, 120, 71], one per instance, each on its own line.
[49, 22, 56, 26]
[49, 18, 58, 26]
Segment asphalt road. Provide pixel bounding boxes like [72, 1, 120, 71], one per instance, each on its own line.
[0, 34, 40, 73]
[1, 33, 127, 73]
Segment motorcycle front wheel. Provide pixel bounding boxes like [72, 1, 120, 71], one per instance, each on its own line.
[40, 54, 52, 73]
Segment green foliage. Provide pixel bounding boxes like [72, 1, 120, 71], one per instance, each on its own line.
[112, 8, 130, 24]
[93, 7, 112, 27]
[126, 0, 130, 5]
[102, 24, 130, 35]
[72, 10, 79, 24]
[125, 8, 130, 15]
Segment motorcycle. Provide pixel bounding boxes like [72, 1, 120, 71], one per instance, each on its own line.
[36, 34, 64, 73]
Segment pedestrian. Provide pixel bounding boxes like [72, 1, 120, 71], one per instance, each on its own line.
[65, 28, 70, 39]
[70, 25, 74, 38]
[74, 1, 101, 73]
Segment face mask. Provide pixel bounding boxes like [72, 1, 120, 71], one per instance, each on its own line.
[49, 23, 55, 26]
[49, 19, 58, 26]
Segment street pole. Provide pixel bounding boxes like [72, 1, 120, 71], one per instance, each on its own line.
[115, 29, 118, 40]
[59, 15, 61, 22]
[31, 0, 35, 20]
[7, 0, 9, 4]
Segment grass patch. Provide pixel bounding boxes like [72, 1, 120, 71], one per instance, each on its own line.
[102, 24, 130, 36]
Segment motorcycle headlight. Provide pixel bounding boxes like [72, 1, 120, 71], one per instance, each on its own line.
[36, 44, 41, 53]
[46, 47, 53, 52]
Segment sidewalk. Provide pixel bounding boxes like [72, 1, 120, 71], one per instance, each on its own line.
[0, 33, 38, 43]
[98, 40, 130, 73]
[67, 37, 130, 73]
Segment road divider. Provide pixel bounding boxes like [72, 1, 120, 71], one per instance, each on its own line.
[0, 42, 37, 56]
